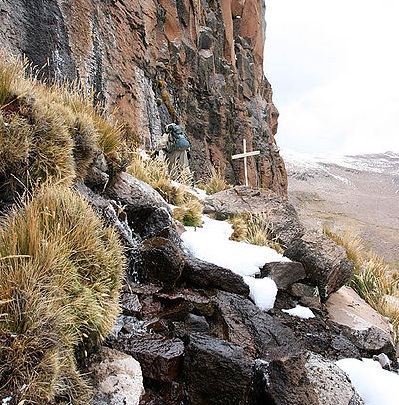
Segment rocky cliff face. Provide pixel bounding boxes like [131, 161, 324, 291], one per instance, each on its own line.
[0, 0, 287, 193]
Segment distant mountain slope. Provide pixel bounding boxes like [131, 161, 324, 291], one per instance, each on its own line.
[282, 149, 399, 268]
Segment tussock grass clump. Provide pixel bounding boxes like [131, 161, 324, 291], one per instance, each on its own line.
[0, 185, 125, 403]
[0, 49, 33, 106]
[324, 227, 399, 343]
[127, 152, 194, 206]
[228, 212, 283, 252]
[323, 228, 364, 266]
[127, 151, 169, 185]
[246, 213, 284, 253]
[234, 212, 284, 253]
[228, 215, 248, 242]
[155, 177, 185, 206]
[173, 199, 203, 227]
[0, 50, 126, 201]
[204, 168, 231, 195]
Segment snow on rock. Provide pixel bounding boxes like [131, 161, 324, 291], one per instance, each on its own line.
[282, 304, 315, 319]
[336, 358, 399, 405]
[243, 275, 278, 311]
[181, 215, 288, 310]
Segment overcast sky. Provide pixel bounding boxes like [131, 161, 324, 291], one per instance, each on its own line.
[264, 0, 399, 155]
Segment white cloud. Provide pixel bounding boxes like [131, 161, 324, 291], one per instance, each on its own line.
[265, 0, 399, 155]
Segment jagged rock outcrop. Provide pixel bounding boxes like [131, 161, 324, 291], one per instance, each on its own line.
[1, 1, 398, 403]
[74, 173, 397, 404]
[284, 230, 354, 302]
[204, 186, 354, 301]
[0, 0, 287, 192]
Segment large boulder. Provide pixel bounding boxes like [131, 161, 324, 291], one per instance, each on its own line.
[284, 230, 354, 301]
[304, 352, 364, 405]
[211, 291, 303, 360]
[135, 237, 185, 288]
[252, 355, 319, 405]
[326, 286, 396, 359]
[183, 332, 253, 405]
[203, 186, 305, 246]
[105, 172, 172, 238]
[182, 255, 250, 296]
[261, 261, 306, 290]
[111, 334, 185, 382]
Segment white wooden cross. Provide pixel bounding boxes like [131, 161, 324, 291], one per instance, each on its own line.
[232, 139, 260, 186]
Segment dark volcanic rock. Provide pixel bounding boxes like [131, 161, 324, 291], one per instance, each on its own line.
[261, 261, 306, 290]
[140, 206, 174, 239]
[289, 282, 321, 309]
[253, 355, 318, 405]
[273, 292, 361, 361]
[284, 230, 354, 301]
[182, 255, 250, 296]
[136, 237, 185, 288]
[120, 290, 142, 316]
[211, 291, 303, 360]
[105, 172, 171, 234]
[112, 335, 184, 383]
[184, 314, 210, 334]
[184, 332, 253, 405]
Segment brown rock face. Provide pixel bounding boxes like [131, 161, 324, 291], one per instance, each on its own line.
[0, 0, 287, 194]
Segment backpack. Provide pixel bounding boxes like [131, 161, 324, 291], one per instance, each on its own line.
[168, 124, 190, 151]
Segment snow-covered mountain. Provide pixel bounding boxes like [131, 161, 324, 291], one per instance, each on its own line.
[281, 149, 399, 268]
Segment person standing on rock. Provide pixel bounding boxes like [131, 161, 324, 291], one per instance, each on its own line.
[161, 123, 191, 176]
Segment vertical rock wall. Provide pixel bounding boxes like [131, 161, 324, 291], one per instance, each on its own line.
[0, 0, 287, 194]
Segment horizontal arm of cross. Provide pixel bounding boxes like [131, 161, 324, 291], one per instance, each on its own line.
[232, 150, 260, 159]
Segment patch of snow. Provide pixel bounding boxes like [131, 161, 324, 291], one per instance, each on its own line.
[181, 215, 289, 309]
[329, 173, 351, 185]
[282, 304, 315, 319]
[243, 275, 278, 311]
[336, 358, 399, 405]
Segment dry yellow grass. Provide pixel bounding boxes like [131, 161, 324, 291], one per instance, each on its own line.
[0, 50, 126, 201]
[228, 211, 283, 252]
[205, 167, 231, 195]
[325, 227, 399, 344]
[244, 212, 284, 253]
[173, 199, 203, 227]
[0, 185, 125, 403]
[127, 152, 195, 206]
[228, 215, 248, 242]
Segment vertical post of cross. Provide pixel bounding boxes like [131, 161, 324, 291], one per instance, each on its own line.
[232, 139, 260, 186]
